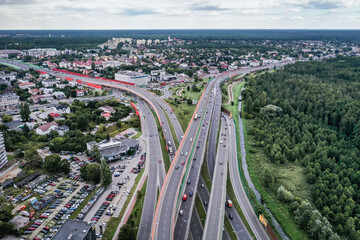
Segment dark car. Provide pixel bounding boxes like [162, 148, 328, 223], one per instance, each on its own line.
[228, 213, 234, 220]
[203, 201, 208, 206]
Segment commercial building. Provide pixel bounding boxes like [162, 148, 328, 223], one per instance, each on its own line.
[0, 93, 20, 111]
[52, 219, 96, 240]
[115, 71, 150, 86]
[0, 132, 8, 170]
[23, 48, 60, 58]
[87, 138, 139, 162]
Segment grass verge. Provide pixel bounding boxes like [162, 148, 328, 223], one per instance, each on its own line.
[195, 194, 207, 226]
[69, 186, 100, 220]
[126, 178, 147, 236]
[164, 109, 179, 148]
[102, 169, 145, 240]
[151, 110, 171, 172]
[201, 155, 212, 190]
[224, 217, 238, 240]
[131, 131, 143, 139]
[165, 99, 196, 132]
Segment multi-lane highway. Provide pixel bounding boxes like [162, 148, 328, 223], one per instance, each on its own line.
[137, 101, 165, 240]
[203, 116, 228, 240]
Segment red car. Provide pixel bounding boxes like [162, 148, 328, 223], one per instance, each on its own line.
[181, 161, 185, 165]
[43, 226, 50, 230]
[27, 227, 35, 231]
[40, 215, 48, 218]
[34, 222, 41, 225]
[158, 159, 162, 163]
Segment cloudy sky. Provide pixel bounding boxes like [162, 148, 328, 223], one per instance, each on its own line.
[0, 0, 359, 29]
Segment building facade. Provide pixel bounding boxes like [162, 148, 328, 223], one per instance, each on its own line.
[0, 132, 8, 170]
[115, 71, 150, 85]
[0, 93, 20, 111]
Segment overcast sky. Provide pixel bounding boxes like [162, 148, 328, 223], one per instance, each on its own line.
[0, 0, 359, 29]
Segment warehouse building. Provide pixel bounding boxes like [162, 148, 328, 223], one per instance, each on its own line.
[115, 71, 150, 86]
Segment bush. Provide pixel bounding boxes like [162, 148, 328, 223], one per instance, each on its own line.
[276, 185, 294, 203]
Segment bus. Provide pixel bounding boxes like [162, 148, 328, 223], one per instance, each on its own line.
[194, 114, 198, 120]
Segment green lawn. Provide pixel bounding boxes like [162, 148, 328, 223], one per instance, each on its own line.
[102, 169, 145, 240]
[106, 115, 140, 137]
[126, 178, 147, 236]
[165, 99, 197, 132]
[131, 131, 143, 139]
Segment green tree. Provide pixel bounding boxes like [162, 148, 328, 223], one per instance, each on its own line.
[1, 114, 12, 123]
[43, 154, 61, 173]
[116, 120, 122, 128]
[20, 102, 31, 122]
[77, 116, 88, 131]
[91, 146, 101, 162]
[47, 114, 54, 122]
[24, 149, 42, 168]
[80, 165, 88, 180]
[100, 159, 112, 186]
[118, 224, 136, 240]
[60, 159, 70, 174]
[186, 99, 192, 105]
[86, 163, 101, 183]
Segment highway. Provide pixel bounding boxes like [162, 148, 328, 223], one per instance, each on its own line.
[227, 110, 270, 240]
[153, 80, 216, 240]
[203, 116, 228, 240]
[137, 101, 164, 240]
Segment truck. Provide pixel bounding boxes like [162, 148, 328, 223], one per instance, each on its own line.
[168, 147, 173, 155]
[226, 200, 233, 208]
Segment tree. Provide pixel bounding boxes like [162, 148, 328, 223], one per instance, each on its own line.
[263, 168, 274, 189]
[77, 116, 88, 131]
[47, 114, 54, 122]
[20, 102, 31, 122]
[1, 114, 12, 123]
[80, 165, 88, 180]
[0, 196, 14, 222]
[86, 163, 101, 183]
[24, 149, 42, 168]
[116, 120, 122, 128]
[100, 159, 112, 186]
[91, 146, 101, 162]
[186, 99, 192, 105]
[60, 159, 70, 174]
[118, 224, 136, 240]
[43, 154, 61, 173]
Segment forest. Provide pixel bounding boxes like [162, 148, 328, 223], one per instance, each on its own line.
[242, 56, 360, 239]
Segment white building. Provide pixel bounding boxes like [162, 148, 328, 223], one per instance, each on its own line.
[115, 71, 150, 85]
[0, 132, 8, 170]
[0, 93, 19, 111]
[35, 122, 58, 135]
[136, 39, 146, 45]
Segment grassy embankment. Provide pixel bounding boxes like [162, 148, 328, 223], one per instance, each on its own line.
[164, 110, 179, 148]
[105, 115, 140, 137]
[224, 75, 308, 239]
[102, 169, 145, 240]
[126, 178, 147, 236]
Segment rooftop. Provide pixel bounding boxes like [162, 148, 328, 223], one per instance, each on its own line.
[52, 219, 94, 240]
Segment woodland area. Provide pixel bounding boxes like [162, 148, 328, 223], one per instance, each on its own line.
[242, 56, 360, 239]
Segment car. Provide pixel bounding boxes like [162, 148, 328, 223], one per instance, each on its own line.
[185, 152, 188, 156]
[219, 161, 223, 165]
[27, 227, 35, 231]
[175, 165, 179, 170]
[181, 161, 185, 165]
[189, 192, 193, 197]
[182, 194, 187, 201]
[220, 140, 223, 144]
[114, 173, 120, 177]
[179, 209, 184, 216]
[228, 213, 234, 220]
[190, 138, 193, 142]
[181, 152, 184, 156]
[158, 159, 162, 163]
[196, 145, 200, 148]
[187, 179, 191, 185]
[206, 122, 208, 124]
[193, 158, 197, 161]
[23, 231, 32, 234]
[203, 201, 208, 206]
[201, 184, 205, 188]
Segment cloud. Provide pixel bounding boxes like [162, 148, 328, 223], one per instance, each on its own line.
[0, 0, 40, 5]
[304, 0, 343, 9]
[188, 2, 230, 11]
[122, 8, 159, 16]
[287, 8, 301, 12]
[290, 16, 305, 20]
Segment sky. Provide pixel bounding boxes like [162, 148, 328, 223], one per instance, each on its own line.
[0, 0, 360, 29]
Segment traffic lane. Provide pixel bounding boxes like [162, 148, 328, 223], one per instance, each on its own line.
[227, 114, 269, 240]
[203, 118, 228, 240]
[174, 86, 217, 240]
[156, 85, 214, 240]
[138, 102, 161, 240]
[190, 206, 203, 240]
